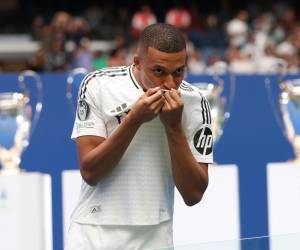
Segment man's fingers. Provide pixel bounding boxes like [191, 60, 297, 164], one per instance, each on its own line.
[161, 99, 171, 111]
[170, 89, 181, 101]
[164, 89, 182, 107]
[151, 96, 165, 110]
[154, 101, 165, 114]
[164, 91, 176, 106]
[146, 87, 160, 96]
[146, 90, 164, 104]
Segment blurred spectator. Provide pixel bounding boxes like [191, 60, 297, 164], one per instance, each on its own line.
[205, 54, 224, 74]
[67, 16, 90, 46]
[84, 4, 116, 39]
[45, 39, 68, 71]
[84, 4, 104, 38]
[203, 14, 227, 48]
[0, 0, 21, 32]
[131, 4, 157, 39]
[28, 48, 46, 72]
[280, 7, 296, 34]
[165, 4, 191, 31]
[187, 49, 206, 74]
[43, 11, 71, 71]
[226, 46, 255, 73]
[256, 44, 280, 73]
[107, 48, 128, 67]
[31, 15, 45, 41]
[93, 51, 108, 69]
[226, 10, 249, 48]
[73, 37, 93, 71]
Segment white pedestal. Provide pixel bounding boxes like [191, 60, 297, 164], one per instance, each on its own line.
[267, 162, 300, 250]
[173, 164, 240, 248]
[0, 172, 52, 250]
[267, 162, 300, 235]
[62, 170, 82, 243]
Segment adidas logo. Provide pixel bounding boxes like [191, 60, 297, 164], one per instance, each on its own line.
[90, 205, 101, 213]
[110, 103, 128, 114]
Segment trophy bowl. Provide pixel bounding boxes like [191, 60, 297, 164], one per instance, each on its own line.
[192, 82, 227, 143]
[0, 71, 42, 174]
[280, 79, 300, 161]
[263, 58, 300, 161]
[66, 68, 88, 115]
[192, 61, 233, 144]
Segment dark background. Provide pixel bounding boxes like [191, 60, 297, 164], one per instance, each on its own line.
[2, 0, 299, 33]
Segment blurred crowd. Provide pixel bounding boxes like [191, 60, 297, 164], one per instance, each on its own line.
[1, 1, 300, 73]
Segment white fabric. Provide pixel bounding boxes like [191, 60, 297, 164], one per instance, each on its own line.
[64, 220, 173, 250]
[70, 65, 213, 226]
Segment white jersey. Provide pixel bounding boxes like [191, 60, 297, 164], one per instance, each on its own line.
[71, 65, 214, 226]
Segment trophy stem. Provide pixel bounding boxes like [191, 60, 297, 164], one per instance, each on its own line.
[0, 147, 21, 175]
[292, 136, 300, 163]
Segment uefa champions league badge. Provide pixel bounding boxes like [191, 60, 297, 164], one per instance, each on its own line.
[77, 99, 90, 121]
[193, 125, 213, 156]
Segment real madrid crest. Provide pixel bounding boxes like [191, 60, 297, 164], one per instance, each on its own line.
[77, 99, 90, 121]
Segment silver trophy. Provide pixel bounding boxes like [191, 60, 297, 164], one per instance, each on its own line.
[193, 61, 234, 143]
[279, 79, 300, 161]
[0, 71, 43, 174]
[264, 59, 300, 161]
[66, 68, 88, 115]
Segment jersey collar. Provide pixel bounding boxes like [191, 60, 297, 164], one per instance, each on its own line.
[129, 65, 142, 90]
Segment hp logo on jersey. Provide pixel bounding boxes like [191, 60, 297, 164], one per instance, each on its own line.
[193, 126, 213, 155]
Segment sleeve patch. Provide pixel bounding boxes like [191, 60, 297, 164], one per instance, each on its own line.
[77, 99, 90, 121]
[193, 125, 213, 155]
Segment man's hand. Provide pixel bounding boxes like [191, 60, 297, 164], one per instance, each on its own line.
[128, 87, 165, 125]
[160, 89, 183, 130]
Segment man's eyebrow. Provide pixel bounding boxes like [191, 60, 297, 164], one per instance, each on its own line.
[151, 65, 167, 70]
[151, 65, 185, 71]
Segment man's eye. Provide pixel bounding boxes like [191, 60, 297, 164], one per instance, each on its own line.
[153, 68, 164, 75]
[174, 68, 184, 76]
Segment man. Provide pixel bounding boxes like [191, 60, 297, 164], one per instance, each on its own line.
[66, 23, 213, 250]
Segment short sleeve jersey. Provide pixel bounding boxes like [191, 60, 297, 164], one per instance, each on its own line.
[70, 65, 214, 226]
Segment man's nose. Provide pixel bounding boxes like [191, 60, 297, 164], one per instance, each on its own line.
[163, 75, 176, 89]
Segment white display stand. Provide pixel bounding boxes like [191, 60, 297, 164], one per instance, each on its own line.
[267, 162, 300, 243]
[62, 169, 82, 243]
[62, 165, 240, 248]
[0, 172, 52, 250]
[173, 164, 240, 248]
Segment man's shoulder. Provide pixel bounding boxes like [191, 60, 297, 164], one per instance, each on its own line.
[81, 66, 130, 92]
[86, 66, 129, 82]
[179, 80, 203, 99]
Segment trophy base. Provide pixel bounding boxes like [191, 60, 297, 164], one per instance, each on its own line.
[0, 172, 52, 250]
[290, 158, 300, 164]
[0, 167, 22, 175]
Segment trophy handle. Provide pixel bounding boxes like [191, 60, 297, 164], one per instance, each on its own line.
[211, 61, 235, 120]
[66, 68, 88, 115]
[264, 58, 288, 134]
[18, 70, 43, 137]
[212, 61, 227, 90]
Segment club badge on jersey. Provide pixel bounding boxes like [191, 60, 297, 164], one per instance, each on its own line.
[193, 125, 213, 156]
[77, 99, 90, 121]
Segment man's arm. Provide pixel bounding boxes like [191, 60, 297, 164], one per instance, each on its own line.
[160, 89, 209, 206]
[77, 87, 165, 186]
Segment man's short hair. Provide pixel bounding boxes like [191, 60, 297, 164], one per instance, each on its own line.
[139, 23, 186, 53]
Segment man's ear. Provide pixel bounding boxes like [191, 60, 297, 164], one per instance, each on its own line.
[133, 55, 141, 70]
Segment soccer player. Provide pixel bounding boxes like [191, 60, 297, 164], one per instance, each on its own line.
[66, 23, 213, 250]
